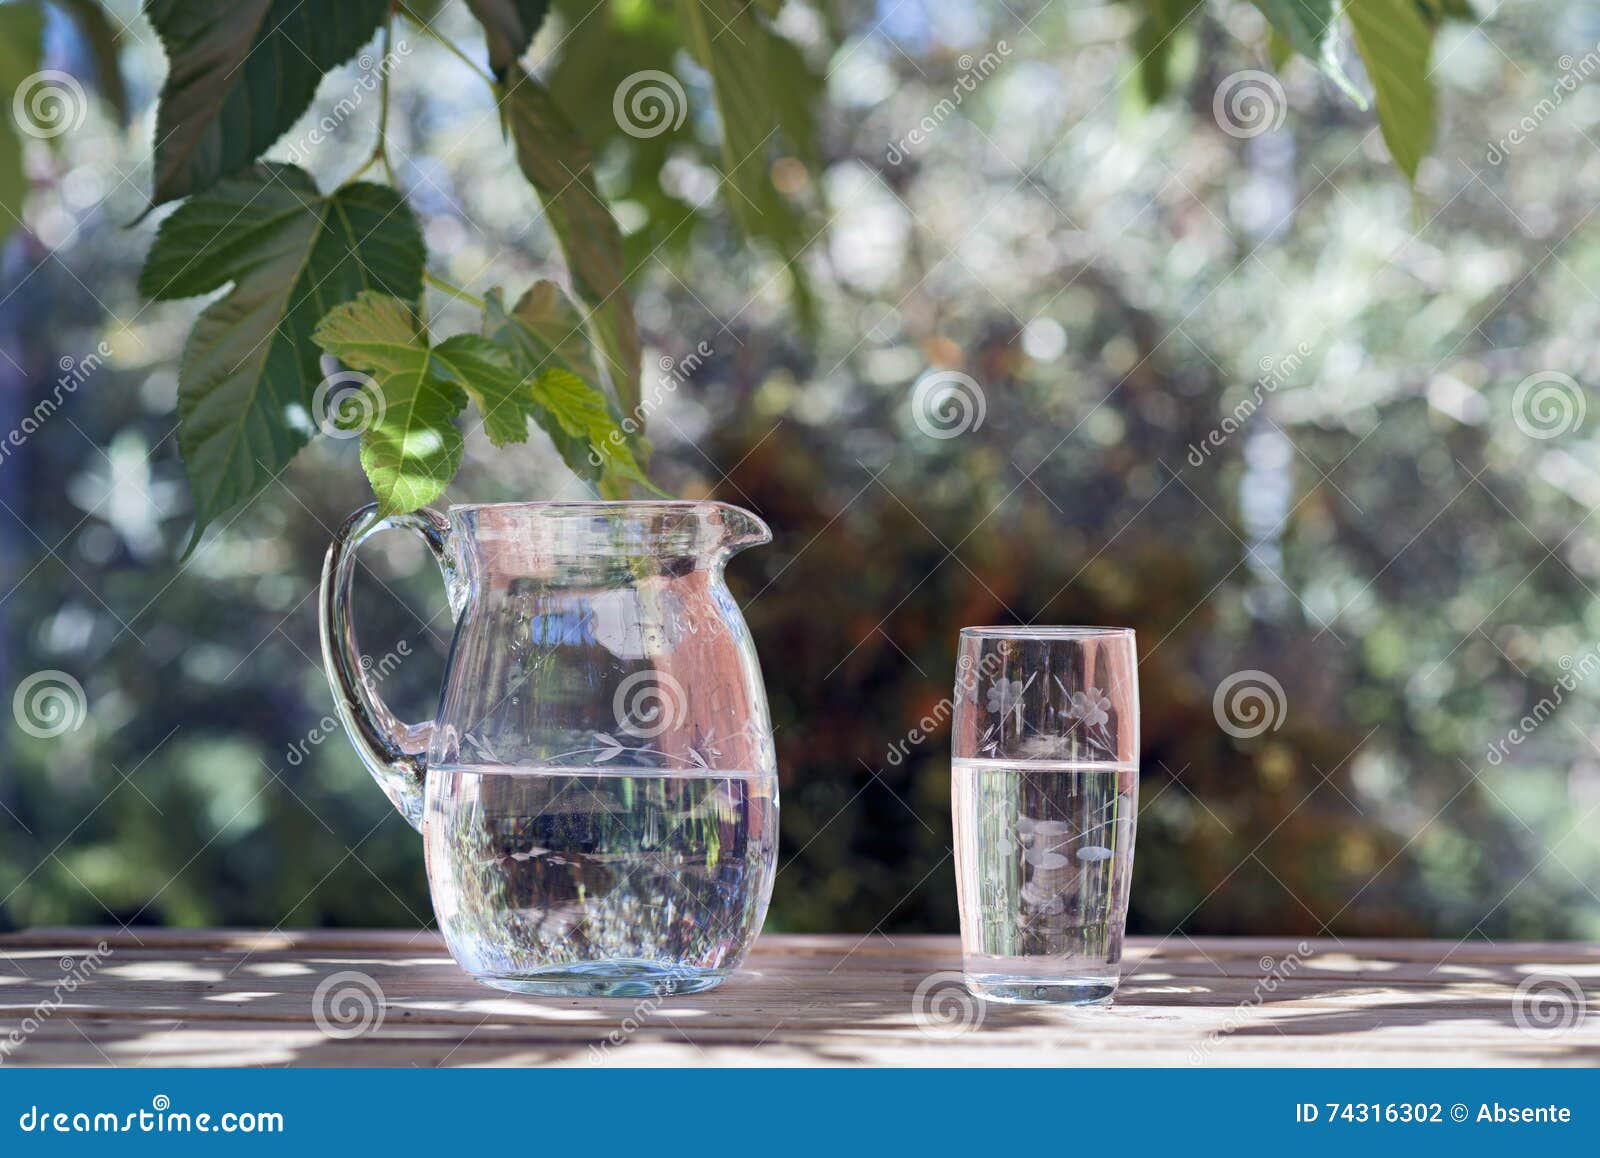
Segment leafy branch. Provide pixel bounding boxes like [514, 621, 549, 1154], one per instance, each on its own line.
[120, 0, 837, 545]
[0, 1, 1465, 544]
[1136, 0, 1470, 182]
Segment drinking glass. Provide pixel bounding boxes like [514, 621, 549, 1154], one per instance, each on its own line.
[951, 626, 1139, 1004]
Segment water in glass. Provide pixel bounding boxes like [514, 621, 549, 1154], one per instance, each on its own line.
[951, 627, 1139, 1004]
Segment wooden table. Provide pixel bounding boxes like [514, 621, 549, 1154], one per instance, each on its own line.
[1, 929, 1595, 1066]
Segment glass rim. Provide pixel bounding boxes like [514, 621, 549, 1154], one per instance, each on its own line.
[958, 625, 1135, 640]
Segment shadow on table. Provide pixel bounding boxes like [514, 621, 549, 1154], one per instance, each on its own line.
[274, 942, 1600, 1066]
[6, 934, 1596, 1066]
[1119, 943, 1600, 1066]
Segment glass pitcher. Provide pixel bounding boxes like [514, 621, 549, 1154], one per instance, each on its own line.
[318, 501, 778, 996]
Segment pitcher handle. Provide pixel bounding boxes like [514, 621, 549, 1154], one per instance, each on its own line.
[319, 504, 454, 831]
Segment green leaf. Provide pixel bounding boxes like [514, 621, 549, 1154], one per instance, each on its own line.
[500, 65, 641, 414]
[532, 368, 662, 497]
[1250, 0, 1337, 61]
[1132, 0, 1202, 105]
[1415, 0, 1474, 22]
[676, 1, 818, 326]
[1268, 29, 1294, 71]
[676, 0, 778, 237]
[0, 1, 43, 246]
[145, 0, 388, 205]
[140, 163, 424, 540]
[483, 281, 601, 389]
[1250, 0, 1362, 102]
[1345, 0, 1437, 182]
[313, 293, 468, 516]
[765, 29, 822, 170]
[463, 0, 550, 77]
[0, 3, 42, 81]
[483, 283, 659, 496]
[51, 0, 129, 121]
[434, 336, 536, 449]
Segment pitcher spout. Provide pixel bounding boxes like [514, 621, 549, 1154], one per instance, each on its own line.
[708, 502, 772, 558]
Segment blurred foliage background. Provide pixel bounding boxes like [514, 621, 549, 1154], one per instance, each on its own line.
[4, 0, 1600, 944]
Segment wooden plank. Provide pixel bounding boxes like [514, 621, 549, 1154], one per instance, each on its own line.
[4, 1009, 1596, 1068]
[0, 930, 1595, 1067]
[3, 938, 1593, 994]
[8, 928, 1599, 968]
[0, 928, 439, 952]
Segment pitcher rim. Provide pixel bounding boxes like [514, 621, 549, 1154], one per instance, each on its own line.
[446, 500, 749, 513]
[443, 499, 772, 553]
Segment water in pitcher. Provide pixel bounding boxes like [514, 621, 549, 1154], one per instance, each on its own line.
[952, 758, 1138, 1003]
[424, 766, 779, 996]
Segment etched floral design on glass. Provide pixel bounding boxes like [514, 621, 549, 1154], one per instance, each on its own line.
[952, 627, 1139, 1005]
